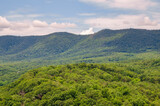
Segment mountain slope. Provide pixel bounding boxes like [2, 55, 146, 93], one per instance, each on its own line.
[12, 32, 87, 59]
[0, 32, 87, 61]
[105, 29, 160, 52]
[0, 29, 160, 85]
[0, 62, 160, 105]
[0, 29, 160, 62]
[0, 36, 42, 55]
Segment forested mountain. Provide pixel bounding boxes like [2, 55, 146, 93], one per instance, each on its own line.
[0, 36, 42, 55]
[0, 60, 160, 105]
[0, 29, 160, 106]
[0, 29, 160, 62]
[0, 29, 160, 85]
[0, 32, 86, 60]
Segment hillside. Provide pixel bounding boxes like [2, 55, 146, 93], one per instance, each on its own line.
[0, 32, 86, 61]
[0, 29, 160, 63]
[0, 29, 160, 85]
[0, 61, 160, 106]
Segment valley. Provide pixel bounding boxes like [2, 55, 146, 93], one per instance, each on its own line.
[0, 29, 160, 105]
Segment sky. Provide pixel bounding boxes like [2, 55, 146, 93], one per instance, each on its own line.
[0, 0, 160, 36]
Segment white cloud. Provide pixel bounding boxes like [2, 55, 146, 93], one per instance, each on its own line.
[79, 0, 157, 10]
[0, 16, 10, 28]
[0, 16, 77, 36]
[150, 12, 160, 21]
[140, 17, 157, 26]
[10, 21, 30, 30]
[33, 20, 48, 27]
[80, 28, 94, 35]
[85, 15, 160, 30]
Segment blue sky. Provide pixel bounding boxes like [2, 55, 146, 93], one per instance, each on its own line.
[0, 0, 160, 35]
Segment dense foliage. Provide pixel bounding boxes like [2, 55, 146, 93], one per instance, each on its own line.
[105, 29, 160, 52]
[0, 61, 160, 106]
[0, 29, 160, 63]
[0, 29, 159, 85]
[0, 29, 160, 105]
[0, 61, 48, 86]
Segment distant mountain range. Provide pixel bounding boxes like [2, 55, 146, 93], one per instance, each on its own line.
[0, 29, 160, 63]
[0, 28, 160, 86]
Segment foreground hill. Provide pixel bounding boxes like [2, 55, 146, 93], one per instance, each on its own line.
[0, 61, 160, 106]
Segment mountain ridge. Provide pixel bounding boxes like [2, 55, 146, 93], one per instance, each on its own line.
[0, 28, 160, 86]
[0, 28, 160, 63]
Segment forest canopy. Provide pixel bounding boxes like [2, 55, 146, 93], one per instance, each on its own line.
[0, 61, 160, 106]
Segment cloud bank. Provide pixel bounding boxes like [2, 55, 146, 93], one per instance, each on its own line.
[85, 15, 160, 30]
[0, 16, 77, 36]
[79, 0, 157, 10]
